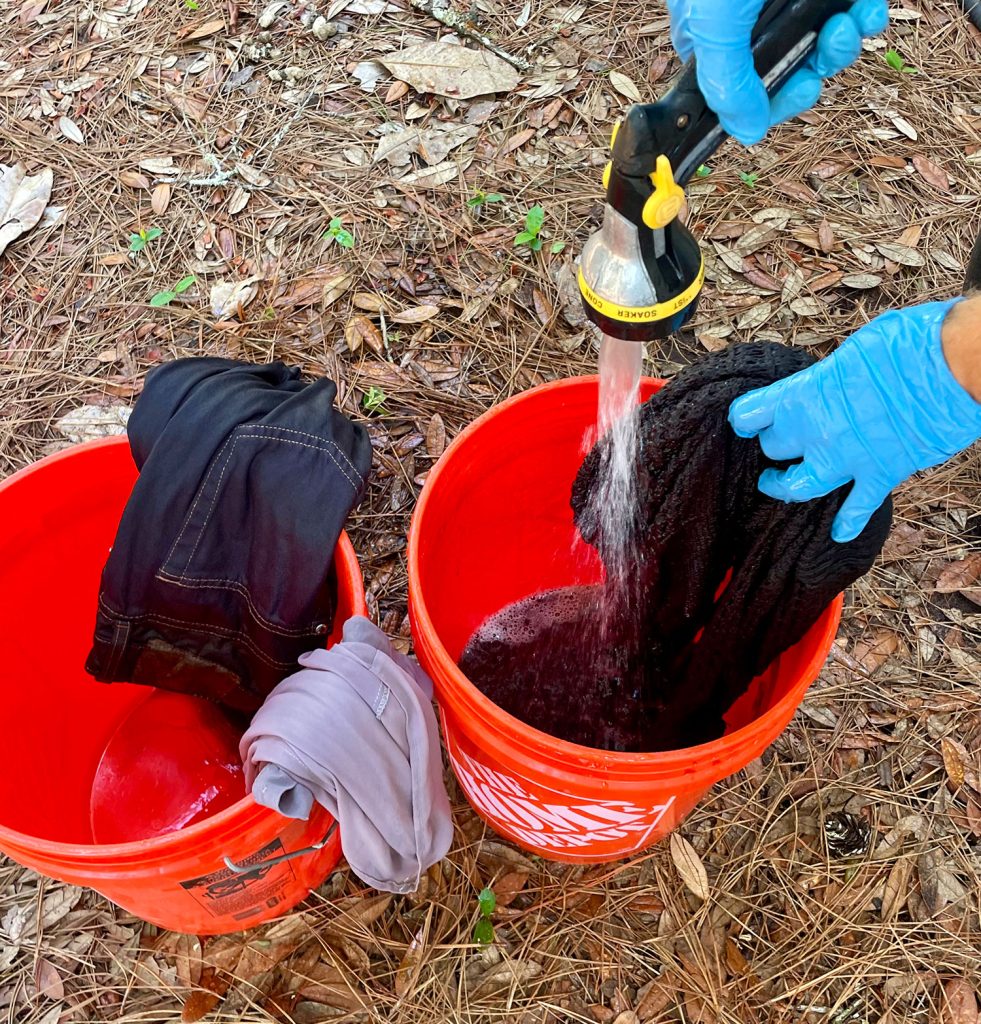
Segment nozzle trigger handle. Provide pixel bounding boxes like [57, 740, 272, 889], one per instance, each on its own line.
[614, 0, 853, 185]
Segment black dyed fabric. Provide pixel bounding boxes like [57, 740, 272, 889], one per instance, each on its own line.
[464, 343, 892, 752]
[87, 358, 372, 711]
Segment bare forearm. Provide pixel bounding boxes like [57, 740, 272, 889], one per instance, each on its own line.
[943, 295, 981, 403]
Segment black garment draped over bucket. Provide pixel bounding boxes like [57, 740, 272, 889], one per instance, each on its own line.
[86, 358, 372, 712]
[463, 344, 892, 752]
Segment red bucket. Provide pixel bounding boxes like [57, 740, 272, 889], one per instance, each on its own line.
[409, 376, 841, 863]
[0, 437, 366, 934]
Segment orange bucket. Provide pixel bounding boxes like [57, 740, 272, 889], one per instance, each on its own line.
[408, 376, 842, 864]
[0, 437, 366, 934]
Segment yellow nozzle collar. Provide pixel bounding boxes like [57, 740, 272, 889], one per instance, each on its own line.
[642, 155, 685, 230]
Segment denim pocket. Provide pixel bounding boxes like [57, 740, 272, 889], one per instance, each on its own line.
[159, 423, 365, 636]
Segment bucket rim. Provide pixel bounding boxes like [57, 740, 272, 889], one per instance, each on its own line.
[0, 437, 367, 861]
[408, 373, 843, 773]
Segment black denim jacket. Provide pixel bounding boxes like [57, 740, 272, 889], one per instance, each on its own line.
[87, 358, 372, 711]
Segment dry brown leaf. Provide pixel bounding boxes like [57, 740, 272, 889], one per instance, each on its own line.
[881, 857, 913, 921]
[379, 41, 520, 99]
[322, 271, 354, 307]
[742, 268, 781, 291]
[500, 127, 536, 156]
[151, 182, 172, 214]
[724, 938, 750, 976]
[394, 930, 425, 999]
[737, 302, 772, 331]
[967, 798, 981, 837]
[345, 314, 384, 355]
[493, 870, 530, 907]
[941, 737, 969, 789]
[235, 162, 271, 187]
[297, 962, 362, 1011]
[941, 978, 979, 1024]
[425, 413, 446, 458]
[636, 973, 678, 1020]
[140, 156, 177, 174]
[809, 159, 849, 179]
[733, 224, 777, 257]
[352, 292, 390, 313]
[34, 959, 64, 1001]
[612, 1013, 640, 1024]
[227, 187, 249, 215]
[58, 115, 84, 143]
[469, 960, 542, 998]
[337, 892, 392, 926]
[210, 275, 260, 318]
[854, 630, 899, 672]
[817, 218, 834, 253]
[869, 154, 907, 169]
[0, 163, 53, 257]
[385, 79, 410, 102]
[609, 71, 642, 102]
[532, 287, 553, 326]
[936, 553, 981, 593]
[841, 273, 882, 289]
[875, 242, 925, 267]
[809, 270, 844, 291]
[391, 304, 439, 324]
[182, 990, 221, 1023]
[669, 833, 709, 901]
[790, 297, 823, 317]
[898, 223, 923, 248]
[179, 17, 225, 40]
[174, 934, 204, 989]
[398, 159, 465, 188]
[120, 170, 150, 189]
[912, 154, 950, 192]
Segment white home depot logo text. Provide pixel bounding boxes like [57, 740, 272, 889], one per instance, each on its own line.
[450, 746, 674, 852]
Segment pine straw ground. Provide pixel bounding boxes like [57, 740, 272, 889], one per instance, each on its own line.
[2, 1, 981, 1022]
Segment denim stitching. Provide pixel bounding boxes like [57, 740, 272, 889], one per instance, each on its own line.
[244, 424, 365, 485]
[98, 596, 302, 669]
[177, 433, 361, 582]
[157, 569, 327, 636]
[162, 430, 238, 572]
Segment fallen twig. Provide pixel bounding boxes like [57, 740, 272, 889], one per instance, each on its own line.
[407, 0, 532, 71]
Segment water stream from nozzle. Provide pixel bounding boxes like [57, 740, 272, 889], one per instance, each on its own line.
[588, 333, 644, 635]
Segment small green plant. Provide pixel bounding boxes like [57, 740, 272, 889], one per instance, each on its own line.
[362, 386, 387, 414]
[695, 164, 712, 178]
[129, 226, 163, 253]
[739, 171, 759, 190]
[149, 274, 196, 307]
[884, 49, 917, 74]
[549, 241, 566, 255]
[473, 887, 496, 945]
[467, 189, 504, 210]
[514, 204, 545, 252]
[324, 217, 355, 249]
[184, 0, 200, 8]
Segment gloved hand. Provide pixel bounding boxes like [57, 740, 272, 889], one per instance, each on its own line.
[729, 300, 981, 543]
[666, 0, 889, 146]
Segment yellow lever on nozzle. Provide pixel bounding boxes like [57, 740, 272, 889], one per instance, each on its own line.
[642, 155, 685, 230]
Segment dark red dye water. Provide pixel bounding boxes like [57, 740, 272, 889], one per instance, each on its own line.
[458, 585, 659, 752]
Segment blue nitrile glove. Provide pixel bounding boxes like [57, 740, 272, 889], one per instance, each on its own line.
[729, 301, 981, 543]
[666, 0, 889, 146]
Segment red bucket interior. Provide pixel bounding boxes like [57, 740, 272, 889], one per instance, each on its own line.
[413, 376, 839, 749]
[0, 439, 357, 845]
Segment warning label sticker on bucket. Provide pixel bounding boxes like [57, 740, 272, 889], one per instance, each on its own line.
[180, 839, 296, 922]
[448, 743, 675, 858]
